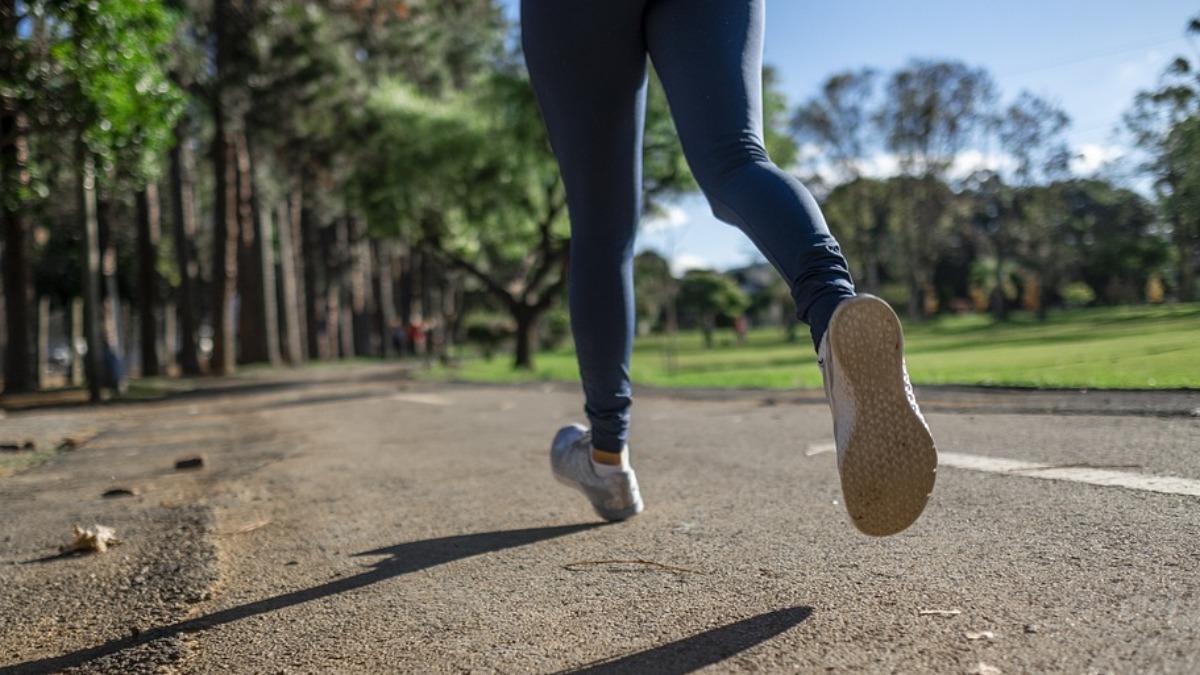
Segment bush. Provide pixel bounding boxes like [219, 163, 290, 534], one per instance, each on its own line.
[1062, 282, 1096, 309]
[464, 315, 514, 360]
[539, 307, 571, 350]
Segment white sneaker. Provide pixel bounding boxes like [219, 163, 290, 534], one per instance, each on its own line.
[551, 424, 643, 522]
[819, 295, 937, 536]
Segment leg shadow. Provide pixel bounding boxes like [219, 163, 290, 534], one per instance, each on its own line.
[2, 523, 598, 675]
[557, 606, 813, 675]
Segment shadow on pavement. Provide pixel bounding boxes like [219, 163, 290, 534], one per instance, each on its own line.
[249, 388, 399, 411]
[0, 363, 416, 413]
[557, 606, 813, 675]
[1, 523, 599, 675]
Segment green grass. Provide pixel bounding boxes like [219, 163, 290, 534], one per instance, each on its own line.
[423, 303, 1200, 391]
[0, 444, 60, 477]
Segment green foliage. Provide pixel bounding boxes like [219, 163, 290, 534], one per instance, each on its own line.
[881, 59, 997, 178]
[633, 250, 675, 332]
[1057, 179, 1167, 304]
[821, 177, 894, 290]
[761, 66, 798, 169]
[1121, 12, 1200, 300]
[464, 313, 514, 360]
[676, 270, 750, 323]
[354, 69, 570, 368]
[641, 71, 696, 204]
[538, 306, 571, 350]
[346, 0, 507, 96]
[1062, 282, 1096, 308]
[792, 67, 879, 182]
[48, 0, 185, 182]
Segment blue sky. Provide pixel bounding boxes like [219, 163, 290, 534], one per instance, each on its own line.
[502, 1, 1199, 272]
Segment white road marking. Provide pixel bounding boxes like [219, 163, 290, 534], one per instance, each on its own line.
[805, 442, 837, 457]
[939, 451, 1200, 498]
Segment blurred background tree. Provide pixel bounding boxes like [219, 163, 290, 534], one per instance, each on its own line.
[1, 3, 1196, 394]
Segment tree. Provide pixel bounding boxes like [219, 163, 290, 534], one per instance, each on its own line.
[67, 1, 183, 396]
[879, 59, 997, 318]
[994, 92, 1072, 318]
[1062, 179, 1168, 305]
[633, 250, 675, 335]
[357, 53, 697, 370]
[2, 0, 182, 398]
[1123, 13, 1200, 301]
[820, 177, 894, 295]
[356, 74, 566, 369]
[675, 270, 749, 348]
[0, 0, 35, 392]
[964, 169, 1020, 319]
[792, 68, 880, 184]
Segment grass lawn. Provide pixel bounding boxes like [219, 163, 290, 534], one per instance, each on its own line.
[424, 303, 1200, 391]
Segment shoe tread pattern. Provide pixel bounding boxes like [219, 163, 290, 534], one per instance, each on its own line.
[829, 296, 937, 536]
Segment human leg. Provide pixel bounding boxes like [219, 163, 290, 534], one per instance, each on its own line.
[645, 0, 935, 535]
[522, 0, 648, 519]
[521, 0, 646, 453]
[644, 0, 855, 348]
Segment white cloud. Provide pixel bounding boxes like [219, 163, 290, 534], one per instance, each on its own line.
[670, 253, 710, 276]
[856, 153, 901, 179]
[1072, 143, 1126, 175]
[949, 150, 1016, 179]
[1116, 49, 1171, 85]
[641, 205, 689, 234]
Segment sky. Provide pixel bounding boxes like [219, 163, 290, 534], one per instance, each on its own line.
[501, 1, 1200, 273]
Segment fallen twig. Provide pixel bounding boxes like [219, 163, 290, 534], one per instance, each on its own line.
[563, 559, 704, 575]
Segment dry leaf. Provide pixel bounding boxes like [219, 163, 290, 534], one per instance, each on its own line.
[62, 524, 121, 554]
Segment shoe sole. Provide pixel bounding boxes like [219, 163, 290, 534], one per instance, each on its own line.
[828, 295, 937, 536]
[552, 472, 643, 522]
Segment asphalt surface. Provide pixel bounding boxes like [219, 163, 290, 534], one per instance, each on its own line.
[1, 363, 1198, 674]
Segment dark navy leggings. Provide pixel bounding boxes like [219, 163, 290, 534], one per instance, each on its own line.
[522, 0, 856, 452]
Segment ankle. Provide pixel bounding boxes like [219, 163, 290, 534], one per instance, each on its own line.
[591, 447, 629, 475]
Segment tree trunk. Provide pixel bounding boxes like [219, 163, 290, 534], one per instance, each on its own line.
[0, 108, 32, 393]
[275, 195, 303, 364]
[97, 198, 126, 393]
[234, 129, 279, 365]
[397, 241, 414, 333]
[318, 216, 342, 359]
[210, 0, 239, 375]
[1179, 238, 1197, 303]
[210, 124, 239, 374]
[348, 215, 373, 357]
[70, 298, 84, 387]
[906, 273, 921, 321]
[136, 183, 162, 377]
[992, 247, 1008, 322]
[36, 296, 49, 390]
[513, 305, 536, 369]
[371, 239, 397, 359]
[863, 249, 881, 296]
[300, 171, 324, 360]
[259, 201, 281, 365]
[169, 121, 202, 375]
[333, 215, 353, 358]
[76, 149, 104, 401]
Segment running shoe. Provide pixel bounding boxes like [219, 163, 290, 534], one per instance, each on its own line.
[551, 424, 643, 522]
[819, 294, 937, 536]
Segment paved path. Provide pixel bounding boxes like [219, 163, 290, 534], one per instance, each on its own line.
[1, 364, 1198, 674]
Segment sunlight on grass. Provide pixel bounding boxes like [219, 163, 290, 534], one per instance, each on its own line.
[423, 304, 1200, 391]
